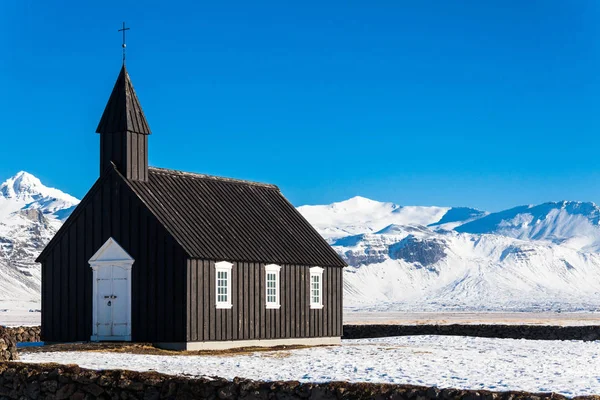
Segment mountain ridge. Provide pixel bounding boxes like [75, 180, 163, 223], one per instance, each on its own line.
[455, 200, 600, 252]
[0, 171, 599, 313]
[297, 197, 600, 312]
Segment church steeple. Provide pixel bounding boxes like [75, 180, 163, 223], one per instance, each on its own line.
[96, 64, 151, 181]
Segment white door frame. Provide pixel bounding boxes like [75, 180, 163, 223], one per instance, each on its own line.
[89, 237, 134, 341]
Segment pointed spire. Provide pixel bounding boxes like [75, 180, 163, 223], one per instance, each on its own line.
[96, 65, 151, 135]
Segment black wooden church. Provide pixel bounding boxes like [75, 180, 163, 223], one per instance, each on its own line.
[36, 62, 346, 350]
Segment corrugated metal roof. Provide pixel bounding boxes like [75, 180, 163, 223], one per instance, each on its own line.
[96, 64, 151, 135]
[125, 167, 346, 267]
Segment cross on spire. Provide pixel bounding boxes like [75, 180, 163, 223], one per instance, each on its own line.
[118, 22, 130, 64]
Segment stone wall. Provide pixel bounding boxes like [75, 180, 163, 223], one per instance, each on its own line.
[0, 327, 18, 361]
[9, 324, 600, 343]
[5, 323, 600, 345]
[0, 326, 41, 361]
[343, 324, 600, 341]
[4, 326, 41, 344]
[0, 362, 591, 400]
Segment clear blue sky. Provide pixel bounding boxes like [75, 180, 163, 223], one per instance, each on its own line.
[1, 1, 599, 211]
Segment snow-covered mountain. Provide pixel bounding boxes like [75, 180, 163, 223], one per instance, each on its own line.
[0, 172, 79, 308]
[456, 201, 600, 253]
[299, 197, 600, 312]
[1, 171, 600, 313]
[297, 196, 486, 241]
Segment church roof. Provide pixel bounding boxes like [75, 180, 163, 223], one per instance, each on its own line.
[96, 65, 151, 135]
[123, 167, 346, 267]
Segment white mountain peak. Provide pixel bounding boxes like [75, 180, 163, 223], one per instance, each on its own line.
[0, 171, 79, 205]
[298, 196, 451, 240]
[1, 171, 42, 198]
[331, 196, 392, 209]
[0, 171, 79, 223]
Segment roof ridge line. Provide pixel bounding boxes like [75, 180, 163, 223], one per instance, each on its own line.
[147, 166, 279, 190]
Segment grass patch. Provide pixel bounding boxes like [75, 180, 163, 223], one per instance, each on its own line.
[19, 342, 321, 357]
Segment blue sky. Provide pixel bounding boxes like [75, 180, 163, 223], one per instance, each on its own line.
[1, 1, 599, 211]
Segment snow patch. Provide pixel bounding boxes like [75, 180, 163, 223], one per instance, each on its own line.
[19, 336, 600, 397]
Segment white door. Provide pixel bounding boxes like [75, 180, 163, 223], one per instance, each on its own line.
[90, 238, 133, 342]
[110, 266, 130, 337]
[96, 265, 130, 338]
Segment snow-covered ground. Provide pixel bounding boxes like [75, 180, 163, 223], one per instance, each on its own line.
[344, 311, 600, 326]
[0, 302, 41, 327]
[20, 336, 600, 397]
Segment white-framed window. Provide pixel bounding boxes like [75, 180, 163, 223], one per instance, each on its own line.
[309, 266, 324, 309]
[215, 261, 233, 309]
[265, 264, 281, 309]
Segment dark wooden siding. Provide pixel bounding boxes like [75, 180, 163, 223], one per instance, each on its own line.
[40, 169, 186, 343]
[125, 132, 148, 181]
[100, 132, 148, 181]
[186, 260, 343, 342]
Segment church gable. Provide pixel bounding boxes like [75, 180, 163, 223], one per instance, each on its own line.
[35, 170, 111, 263]
[36, 165, 187, 263]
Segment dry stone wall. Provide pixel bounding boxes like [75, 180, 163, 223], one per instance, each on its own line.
[0, 328, 18, 362]
[4, 327, 41, 344]
[6, 324, 600, 344]
[343, 324, 600, 341]
[0, 362, 596, 400]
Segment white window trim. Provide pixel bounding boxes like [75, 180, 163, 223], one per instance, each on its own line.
[309, 266, 324, 309]
[215, 261, 233, 309]
[265, 264, 281, 309]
